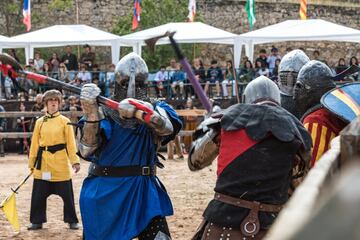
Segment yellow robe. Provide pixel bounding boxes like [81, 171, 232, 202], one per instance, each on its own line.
[28, 112, 80, 182]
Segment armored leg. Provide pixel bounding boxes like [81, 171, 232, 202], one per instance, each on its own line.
[137, 216, 171, 240]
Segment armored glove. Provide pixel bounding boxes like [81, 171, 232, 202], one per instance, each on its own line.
[118, 98, 153, 119]
[118, 98, 173, 136]
[80, 83, 101, 121]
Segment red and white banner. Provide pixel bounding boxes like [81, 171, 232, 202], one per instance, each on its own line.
[23, 0, 31, 31]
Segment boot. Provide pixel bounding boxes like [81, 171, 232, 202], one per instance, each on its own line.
[27, 223, 43, 230]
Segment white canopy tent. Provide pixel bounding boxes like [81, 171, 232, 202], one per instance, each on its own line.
[238, 19, 360, 62]
[8, 25, 127, 64]
[0, 35, 12, 53]
[120, 22, 242, 67]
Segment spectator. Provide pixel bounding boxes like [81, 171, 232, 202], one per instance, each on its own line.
[313, 50, 322, 61]
[34, 52, 45, 73]
[61, 46, 79, 71]
[30, 94, 44, 131]
[58, 62, 70, 83]
[80, 44, 96, 70]
[255, 59, 270, 78]
[166, 58, 178, 80]
[154, 65, 166, 98]
[42, 63, 51, 77]
[267, 46, 281, 74]
[255, 49, 268, 68]
[271, 58, 281, 82]
[15, 102, 30, 154]
[240, 56, 249, 68]
[63, 95, 82, 111]
[4, 76, 13, 99]
[76, 64, 92, 84]
[192, 58, 206, 82]
[349, 56, 359, 81]
[190, 58, 206, 99]
[222, 60, 236, 98]
[0, 104, 6, 157]
[171, 63, 186, 99]
[335, 58, 348, 75]
[105, 64, 116, 97]
[239, 60, 255, 82]
[48, 52, 61, 79]
[205, 60, 223, 98]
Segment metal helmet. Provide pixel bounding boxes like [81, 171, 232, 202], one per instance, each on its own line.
[114, 52, 149, 101]
[243, 76, 280, 105]
[293, 60, 336, 115]
[279, 49, 310, 96]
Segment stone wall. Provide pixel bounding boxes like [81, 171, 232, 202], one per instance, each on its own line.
[1, 0, 360, 67]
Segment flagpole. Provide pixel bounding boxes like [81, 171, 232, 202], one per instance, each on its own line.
[75, 0, 80, 62]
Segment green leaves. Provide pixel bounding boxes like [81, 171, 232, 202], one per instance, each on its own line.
[112, 0, 203, 71]
[48, 0, 73, 11]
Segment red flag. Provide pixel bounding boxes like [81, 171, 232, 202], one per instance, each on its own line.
[132, 0, 141, 30]
[23, 0, 31, 31]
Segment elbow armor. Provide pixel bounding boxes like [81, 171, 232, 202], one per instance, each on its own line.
[148, 106, 173, 136]
[188, 127, 220, 171]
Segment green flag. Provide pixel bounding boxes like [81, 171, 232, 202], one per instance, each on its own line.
[246, 0, 256, 30]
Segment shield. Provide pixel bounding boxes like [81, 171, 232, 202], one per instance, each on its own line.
[321, 82, 360, 123]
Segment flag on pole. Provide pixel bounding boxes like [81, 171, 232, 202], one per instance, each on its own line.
[187, 0, 196, 22]
[23, 0, 31, 32]
[246, 0, 256, 30]
[0, 193, 20, 232]
[299, 0, 307, 20]
[0, 172, 32, 232]
[132, 0, 141, 30]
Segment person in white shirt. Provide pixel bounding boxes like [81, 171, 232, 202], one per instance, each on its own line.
[76, 64, 92, 84]
[34, 52, 45, 73]
[154, 66, 166, 97]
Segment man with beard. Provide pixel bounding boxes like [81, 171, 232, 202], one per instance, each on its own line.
[278, 49, 310, 119]
[189, 76, 311, 240]
[293, 60, 347, 167]
[78, 53, 182, 240]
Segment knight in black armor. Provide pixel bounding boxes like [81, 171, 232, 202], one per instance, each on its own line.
[189, 76, 311, 240]
[293, 60, 347, 167]
[278, 49, 310, 119]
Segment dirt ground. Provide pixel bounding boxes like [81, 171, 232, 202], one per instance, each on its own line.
[0, 154, 217, 240]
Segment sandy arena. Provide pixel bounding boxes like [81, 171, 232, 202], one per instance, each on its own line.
[0, 154, 216, 240]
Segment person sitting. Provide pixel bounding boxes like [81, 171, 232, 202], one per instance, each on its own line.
[154, 66, 166, 98]
[171, 63, 186, 100]
[205, 60, 223, 98]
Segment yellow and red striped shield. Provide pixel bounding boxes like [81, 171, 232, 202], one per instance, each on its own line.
[321, 83, 360, 123]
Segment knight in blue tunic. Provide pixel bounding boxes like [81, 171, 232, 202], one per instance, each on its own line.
[78, 53, 182, 240]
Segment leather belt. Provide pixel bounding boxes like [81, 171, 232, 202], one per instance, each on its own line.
[89, 163, 156, 177]
[35, 143, 66, 170]
[214, 192, 283, 212]
[214, 192, 283, 237]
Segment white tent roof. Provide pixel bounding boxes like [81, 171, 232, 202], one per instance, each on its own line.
[120, 22, 241, 67]
[120, 22, 237, 45]
[0, 35, 10, 42]
[9, 25, 127, 64]
[238, 19, 360, 61]
[0, 35, 13, 50]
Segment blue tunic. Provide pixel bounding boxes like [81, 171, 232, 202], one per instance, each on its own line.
[80, 102, 181, 240]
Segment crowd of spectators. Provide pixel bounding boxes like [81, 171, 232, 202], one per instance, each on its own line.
[1, 45, 359, 102]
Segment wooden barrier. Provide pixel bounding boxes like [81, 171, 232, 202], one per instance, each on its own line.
[265, 116, 360, 239]
[0, 110, 205, 139]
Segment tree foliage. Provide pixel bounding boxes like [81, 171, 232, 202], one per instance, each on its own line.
[48, 0, 74, 12]
[112, 0, 203, 72]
